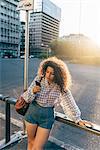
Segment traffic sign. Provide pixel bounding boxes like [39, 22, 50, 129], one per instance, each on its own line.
[16, 0, 34, 11]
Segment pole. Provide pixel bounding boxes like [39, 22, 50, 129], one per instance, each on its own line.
[16, 0, 34, 135]
[23, 10, 29, 134]
[24, 10, 29, 92]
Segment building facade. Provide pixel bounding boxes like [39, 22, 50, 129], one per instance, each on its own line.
[20, 21, 25, 56]
[0, 0, 20, 58]
[29, 0, 61, 57]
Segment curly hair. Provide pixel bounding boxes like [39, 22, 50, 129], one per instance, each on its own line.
[38, 57, 72, 93]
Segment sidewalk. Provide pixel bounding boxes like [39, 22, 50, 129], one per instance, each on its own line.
[2, 138, 65, 150]
[0, 119, 21, 141]
[0, 119, 65, 150]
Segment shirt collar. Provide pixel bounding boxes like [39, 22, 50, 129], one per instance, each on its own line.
[44, 78, 55, 87]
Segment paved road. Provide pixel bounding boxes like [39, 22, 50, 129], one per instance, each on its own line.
[0, 58, 100, 150]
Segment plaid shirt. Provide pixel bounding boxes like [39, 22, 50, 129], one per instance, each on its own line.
[22, 76, 81, 123]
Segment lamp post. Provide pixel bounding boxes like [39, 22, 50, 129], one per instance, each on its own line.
[41, 43, 48, 58]
[45, 45, 48, 58]
[48, 47, 51, 57]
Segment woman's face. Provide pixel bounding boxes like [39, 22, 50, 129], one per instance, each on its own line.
[45, 66, 54, 84]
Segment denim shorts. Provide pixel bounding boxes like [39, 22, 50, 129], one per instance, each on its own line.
[24, 101, 55, 129]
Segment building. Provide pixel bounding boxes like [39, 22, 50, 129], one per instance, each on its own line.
[20, 21, 25, 56]
[0, 0, 20, 58]
[29, 0, 61, 57]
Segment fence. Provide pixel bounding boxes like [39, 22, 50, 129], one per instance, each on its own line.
[0, 94, 100, 149]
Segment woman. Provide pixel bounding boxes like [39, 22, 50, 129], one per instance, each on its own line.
[22, 57, 92, 150]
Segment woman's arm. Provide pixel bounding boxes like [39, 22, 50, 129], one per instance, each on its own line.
[21, 75, 41, 103]
[60, 90, 92, 127]
[60, 89, 82, 123]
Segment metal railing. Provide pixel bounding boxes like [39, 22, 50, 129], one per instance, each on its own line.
[0, 94, 100, 149]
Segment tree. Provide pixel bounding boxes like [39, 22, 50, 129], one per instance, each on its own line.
[50, 34, 100, 59]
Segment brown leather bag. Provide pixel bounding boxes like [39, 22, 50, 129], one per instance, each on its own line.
[15, 96, 29, 116]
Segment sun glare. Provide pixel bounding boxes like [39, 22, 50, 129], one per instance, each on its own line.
[51, 0, 100, 47]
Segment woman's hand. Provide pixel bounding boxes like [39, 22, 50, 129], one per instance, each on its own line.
[33, 85, 41, 94]
[78, 120, 93, 128]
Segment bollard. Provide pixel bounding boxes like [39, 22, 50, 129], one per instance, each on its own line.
[5, 101, 10, 143]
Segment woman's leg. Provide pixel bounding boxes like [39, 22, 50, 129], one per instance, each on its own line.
[25, 121, 38, 150]
[32, 126, 50, 150]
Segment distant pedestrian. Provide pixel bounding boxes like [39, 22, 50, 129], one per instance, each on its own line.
[21, 56, 92, 150]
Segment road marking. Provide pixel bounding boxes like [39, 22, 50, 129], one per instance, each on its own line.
[49, 136, 84, 150]
[0, 113, 23, 128]
[97, 87, 100, 100]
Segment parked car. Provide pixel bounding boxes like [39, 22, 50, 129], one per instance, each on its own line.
[2, 55, 17, 58]
[20, 55, 25, 59]
[29, 55, 34, 58]
[20, 55, 34, 59]
[2, 55, 9, 58]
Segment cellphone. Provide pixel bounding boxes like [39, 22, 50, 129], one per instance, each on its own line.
[35, 81, 41, 87]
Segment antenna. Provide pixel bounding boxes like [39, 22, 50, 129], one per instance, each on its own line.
[79, 0, 82, 35]
[78, 0, 82, 57]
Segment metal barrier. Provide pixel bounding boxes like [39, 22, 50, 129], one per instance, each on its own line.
[0, 95, 27, 150]
[0, 94, 100, 149]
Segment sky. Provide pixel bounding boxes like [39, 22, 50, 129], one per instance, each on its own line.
[20, 0, 100, 46]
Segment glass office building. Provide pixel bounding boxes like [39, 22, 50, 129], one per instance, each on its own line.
[0, 0, 20, 58]
[34, 0, 61, 21]
[29, 0, 61, 56]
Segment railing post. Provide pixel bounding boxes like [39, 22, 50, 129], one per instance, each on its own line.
[5, 101, 10, 143]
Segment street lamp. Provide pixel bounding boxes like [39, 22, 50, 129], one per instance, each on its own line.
[41, 43, 50, 58]
[48, 47, 51, 57]
[45, 45, 51, 58]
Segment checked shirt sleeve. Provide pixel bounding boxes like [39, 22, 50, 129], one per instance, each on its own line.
[60, 89, 82, 123]
[21, 76, 40, 103]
